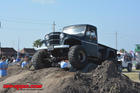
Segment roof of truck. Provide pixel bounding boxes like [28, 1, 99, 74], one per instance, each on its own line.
[63, 24, 97, 29]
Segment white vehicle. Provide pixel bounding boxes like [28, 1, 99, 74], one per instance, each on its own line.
[117, 52, 132, 72]
[135, 52, 140, 69]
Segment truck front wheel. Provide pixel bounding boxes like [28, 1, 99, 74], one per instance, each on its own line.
[68, 45, 87, 69]
[28, 49, 51, 70]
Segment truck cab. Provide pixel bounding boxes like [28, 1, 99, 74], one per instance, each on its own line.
[44, 24, 98, 58]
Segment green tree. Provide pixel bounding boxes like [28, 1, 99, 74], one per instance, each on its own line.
[120, 48, 126, 53]
[33, 39, 43, 48]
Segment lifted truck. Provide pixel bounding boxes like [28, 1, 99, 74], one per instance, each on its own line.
[29, 24, 117, 70]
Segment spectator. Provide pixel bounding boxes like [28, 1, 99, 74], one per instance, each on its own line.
[16, 57, 21, 62]
[21, 55, 29, 68]
[0, 56, 8, 77]
[60, 60, 71, 69]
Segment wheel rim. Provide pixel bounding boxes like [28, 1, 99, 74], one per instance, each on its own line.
[78, 51, 86, 63]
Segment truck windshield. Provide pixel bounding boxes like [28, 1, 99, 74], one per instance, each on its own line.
[63, 26, 86, 35]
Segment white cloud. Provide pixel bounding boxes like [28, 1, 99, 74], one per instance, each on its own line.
[32, 0, 56, 4]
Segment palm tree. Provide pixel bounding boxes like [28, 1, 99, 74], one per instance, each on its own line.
[120, 49, 126, 53]
[33, 39, 43, 48]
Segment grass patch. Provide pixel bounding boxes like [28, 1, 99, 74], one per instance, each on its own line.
[123, 69, 140, 82]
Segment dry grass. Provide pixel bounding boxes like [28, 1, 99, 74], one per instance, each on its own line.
[123, 69, 140, 82]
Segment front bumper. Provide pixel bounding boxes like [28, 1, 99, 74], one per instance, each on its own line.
[37, 45, 70, 50]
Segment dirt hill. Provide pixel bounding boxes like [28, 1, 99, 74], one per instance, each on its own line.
[0, 60, 140, 93]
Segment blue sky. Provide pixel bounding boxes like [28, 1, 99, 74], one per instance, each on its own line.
[0, 0, 140, 51]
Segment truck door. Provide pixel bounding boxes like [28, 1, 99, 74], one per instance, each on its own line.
[82, 30, 98, 57]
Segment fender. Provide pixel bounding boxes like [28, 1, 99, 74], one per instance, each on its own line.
[62, 36, 82, 46]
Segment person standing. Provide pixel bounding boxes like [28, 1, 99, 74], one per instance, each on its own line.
[21, 55, 29, 68]
[0, 56, 8, 77]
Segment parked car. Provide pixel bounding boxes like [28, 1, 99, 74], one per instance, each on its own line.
[117, 52, 132, 72]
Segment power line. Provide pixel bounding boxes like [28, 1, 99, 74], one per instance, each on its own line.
[1, 27, 50, 31]
[0, 16, 50, 23]
[0, 19, 51, 25]
[0, 16, 53, 25]
[0, 17, 65, 32]
[0, 20, 53, 31]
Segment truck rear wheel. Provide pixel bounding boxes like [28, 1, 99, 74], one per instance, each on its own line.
[136, 63, 140, 70]
[117, 61, 122, 72]
[117, 64, 122, 72]
[68, 45, 87, 69]
[28, 49, 51, 70]
[127, 63, 132, 72]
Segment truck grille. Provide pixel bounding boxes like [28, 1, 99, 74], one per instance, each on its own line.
[49, 35, 60, 39]
[48, 34, 60, 45]
[49, 40, 60, 45]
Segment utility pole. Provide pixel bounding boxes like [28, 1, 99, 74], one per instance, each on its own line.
[0, 42, 1, 58]
[0, 22, 1, 58]
[17, 38, 20, 59]
[115, 32, 118, 50]
[53, 21, 56, 32]
[0, 21, 1, 28]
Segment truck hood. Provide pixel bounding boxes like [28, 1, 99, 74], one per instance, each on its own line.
[48, 32, 61, 35]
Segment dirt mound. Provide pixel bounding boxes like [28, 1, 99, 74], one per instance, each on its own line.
[0, 65, 23, 82]
[64, 60, 140, 93]
[0, 60, 140, 93]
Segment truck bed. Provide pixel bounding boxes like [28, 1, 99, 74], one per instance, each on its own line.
[98, 43, 117, 51]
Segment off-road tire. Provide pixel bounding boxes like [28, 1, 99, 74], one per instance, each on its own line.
[136, 63, 140, 70]
[127, 63, 132, 72]
[117, 64, 122, 73]
[68, 45, 87, 69]
[28, 49, 51, 70]
[117, 61, 122, 72]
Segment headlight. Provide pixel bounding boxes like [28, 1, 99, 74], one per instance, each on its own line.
[45, 35, 49, 40]
[60, 33, 64, 39]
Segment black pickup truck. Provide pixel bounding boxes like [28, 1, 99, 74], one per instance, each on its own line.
[30, 24, 117, 70]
